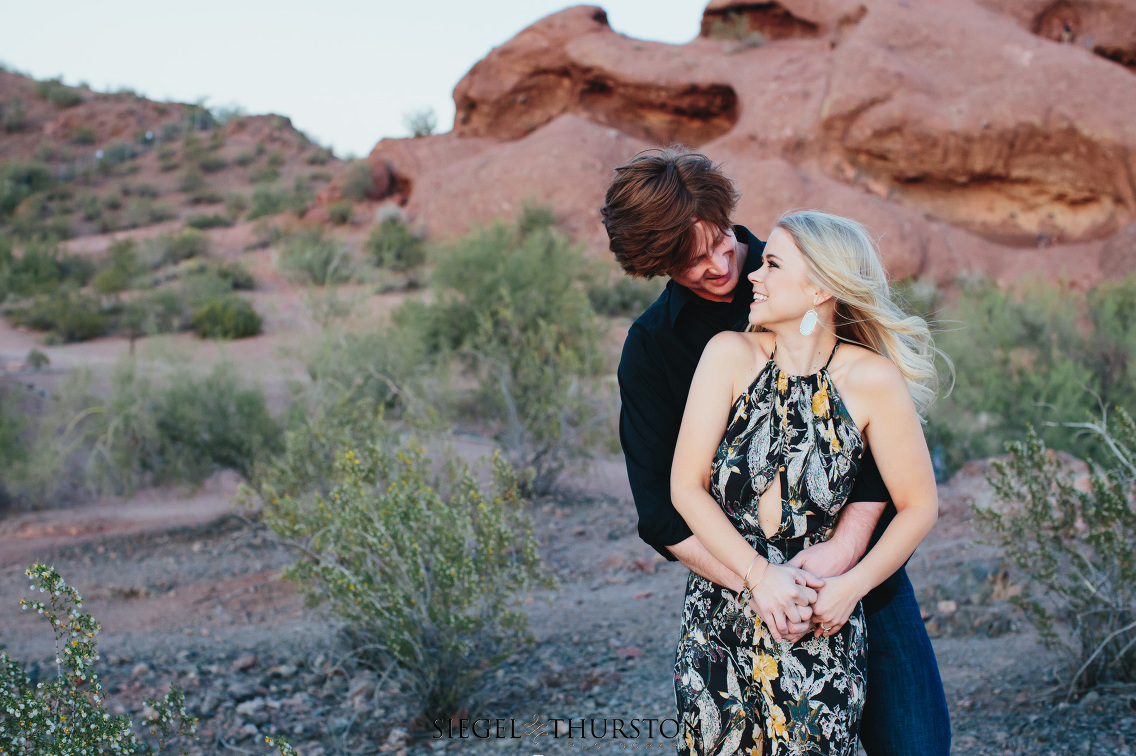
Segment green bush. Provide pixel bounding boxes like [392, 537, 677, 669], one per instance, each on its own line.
[123, 198, 177, 228]
[277, 229, 353, 285]
[35, 358, 282, 495]
[90, 239, 138, 294]
[2, 96, 27, 133]
[403, 108, 437, 138]
[587, 275, 664, 317]
[0, 160, 54, 220]
[979, 409, 1136, 691]
[246, 183, 289, 220]
[179, 166, 206, 193]
[341, 161, 374, 202]
[234, 150, 256, 167]
[197, 153, 227, 173]
[70, 125, 97, 145]
[366, 217, 426, 272]
[929, 278, 1136, 476]
[189, 294, 262, 339]
[327, 199, 353, 225]
[7, 291, 108, 342]
[0, 561, 200, 753]
[0, 238, 94, 301]
[35, 77, 83, 107]
[304, 148, 332, 165]
[413, 207, 608, 493]
[253, 401, 550, 719]
[184, 212, 232, 229]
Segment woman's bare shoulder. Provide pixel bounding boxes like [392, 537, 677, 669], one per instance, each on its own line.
[837, 343, 906, 394]
[701, 331, 770, 387]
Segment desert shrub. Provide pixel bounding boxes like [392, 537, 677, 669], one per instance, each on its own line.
[246, 183, 289, 220]
[415, 207, 608, 493]
[25, 348, 49, 370]
[246, 219, 283, 250]
[102, 191, 123, 211]
[2, 96, 27, 133]
[253, 401, 551, 719]
[70, 125, 97, 145]
[929, 278, 1136, 476]
[224, 192, 248, 217]
[35, 358, 281, 495]
[90, 239, 138, 294]
[234, 150, 256, 166]
[165, 228, 209, 263]
[327, 199, 353, 225]
[708, 11, 767, 48]
[101, 141, 135, 167]
[197, 153, 227, 173]
[978, 408, 1136, 691]
[188, 187, 223, 205]
[189, 295, 262, 339]
[123, 198, 177, 228]
[366, 217, 426, 272]
[277, 229, 353, 285]
[0, 239, 94, 300]
[7, 290, 108, 342]
[127, 183, 160, 198]
[35, 77, 83, 107]
[403, 108, 437, 138]
[184, 212, 232, 229]
[0, 160, 54, 220]
[77, 190, 101, 221]
[341, 161, 374, 202]
[0, 561, 200, 753]
[304, 148, 332, 165]
[179, 165, 206, 193]
[266, 150, 286, 170]
[214, 260, 255, 290]
[587, 275, 664, 317]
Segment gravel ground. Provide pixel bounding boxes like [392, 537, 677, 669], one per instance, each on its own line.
[2, 464, 1135, 755]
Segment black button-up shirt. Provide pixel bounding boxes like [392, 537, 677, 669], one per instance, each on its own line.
[616, 224, 893, 562]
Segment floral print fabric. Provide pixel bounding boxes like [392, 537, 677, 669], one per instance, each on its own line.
[675, 341, 868, 756]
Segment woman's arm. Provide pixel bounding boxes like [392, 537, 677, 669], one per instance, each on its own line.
[671, 333, 823, 642]
[809, 357, 938, 634]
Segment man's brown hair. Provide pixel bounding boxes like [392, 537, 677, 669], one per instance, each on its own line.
[600, 147, 739, 278]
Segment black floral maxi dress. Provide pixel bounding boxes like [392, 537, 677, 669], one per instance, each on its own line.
[674, 341, 869, 756]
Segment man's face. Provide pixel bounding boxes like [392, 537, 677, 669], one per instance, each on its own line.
[668, 220, 741, 303]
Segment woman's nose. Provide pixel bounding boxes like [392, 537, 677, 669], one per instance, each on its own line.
[748, 268, 762, 284]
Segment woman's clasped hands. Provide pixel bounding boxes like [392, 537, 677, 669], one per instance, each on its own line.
[744, 561, 824, 644]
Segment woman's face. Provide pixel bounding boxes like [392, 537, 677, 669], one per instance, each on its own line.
[747, 227, 819, 328]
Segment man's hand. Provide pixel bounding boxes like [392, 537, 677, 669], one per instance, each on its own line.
[788, 500, 886, 577]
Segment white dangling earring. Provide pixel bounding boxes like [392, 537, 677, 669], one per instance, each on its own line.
[799, 308, 818, 336]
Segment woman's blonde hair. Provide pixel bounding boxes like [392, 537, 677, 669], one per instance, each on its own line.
[760, 210, 949, 419]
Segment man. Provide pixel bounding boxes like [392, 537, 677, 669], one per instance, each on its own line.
[602, 147, 950, 755]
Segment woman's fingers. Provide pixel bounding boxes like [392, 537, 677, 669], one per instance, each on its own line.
[761, 610, 784, 643]
[794, 585, 818, 606]
[785, 603, 802, 625]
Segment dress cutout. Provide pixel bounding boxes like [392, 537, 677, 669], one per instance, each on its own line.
[675, 339, 868, 756]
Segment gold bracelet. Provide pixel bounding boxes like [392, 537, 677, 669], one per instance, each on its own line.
[741, 555, 762, 593]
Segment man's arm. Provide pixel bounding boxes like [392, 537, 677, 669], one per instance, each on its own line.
[788, 447, 889, 578]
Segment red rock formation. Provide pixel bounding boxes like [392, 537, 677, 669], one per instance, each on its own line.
[353, 0, 1136, 288]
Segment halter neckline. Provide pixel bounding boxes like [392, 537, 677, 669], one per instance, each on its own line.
[769, 338, 841, 379]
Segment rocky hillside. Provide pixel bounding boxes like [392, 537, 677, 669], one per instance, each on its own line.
[339, 0, 1136, 287]
[0, 67, 348, 241]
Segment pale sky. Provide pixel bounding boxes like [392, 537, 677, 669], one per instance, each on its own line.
[0, 0, 708, 158]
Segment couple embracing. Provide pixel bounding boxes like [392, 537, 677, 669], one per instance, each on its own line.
[603, 148, 950, 755]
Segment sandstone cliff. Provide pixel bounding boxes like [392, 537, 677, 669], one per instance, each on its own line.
[343, 0, 1136, 287]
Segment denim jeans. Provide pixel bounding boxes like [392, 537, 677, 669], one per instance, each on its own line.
[860, 568, 951, 756]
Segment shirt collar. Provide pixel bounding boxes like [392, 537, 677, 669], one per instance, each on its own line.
[668, 224, 763, 325]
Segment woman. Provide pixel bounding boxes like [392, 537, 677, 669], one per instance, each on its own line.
[670, 210, 941, 755]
